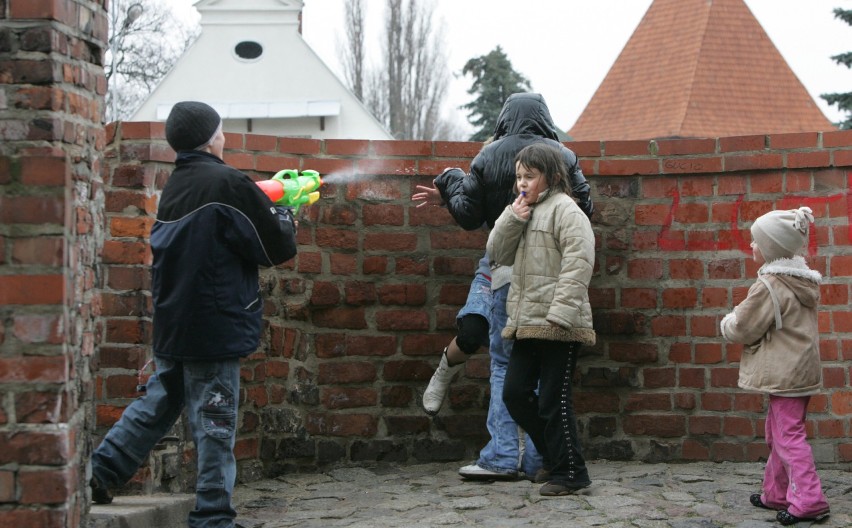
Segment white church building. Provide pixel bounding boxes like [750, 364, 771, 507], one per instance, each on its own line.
[132, 0, 392, 140]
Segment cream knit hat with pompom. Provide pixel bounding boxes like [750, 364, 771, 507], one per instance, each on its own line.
[751, 206, 813, 262]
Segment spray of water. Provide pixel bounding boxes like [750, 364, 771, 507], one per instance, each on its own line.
[320, 169, 377, 186]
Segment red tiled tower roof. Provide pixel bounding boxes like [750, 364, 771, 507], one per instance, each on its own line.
[568, 0, 835, 141]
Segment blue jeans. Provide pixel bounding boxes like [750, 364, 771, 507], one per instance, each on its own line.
[91, 357, 240, 528]
[476, 283, 542, 476]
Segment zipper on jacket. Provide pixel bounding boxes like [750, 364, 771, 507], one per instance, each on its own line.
[514, 230, 527, 331]
[245, 297, 260, 310]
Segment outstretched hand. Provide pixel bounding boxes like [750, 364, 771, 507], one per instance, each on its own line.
[512, 193, 531, 220]
[411, 183, 443, 208]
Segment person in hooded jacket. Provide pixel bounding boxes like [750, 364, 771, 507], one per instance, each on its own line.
[720, 206, 830, 526]
[412, 93, 593, 481]
[90, 101, 298, 528]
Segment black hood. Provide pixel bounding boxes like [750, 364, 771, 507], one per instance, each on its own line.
[493, 93, 560, 141]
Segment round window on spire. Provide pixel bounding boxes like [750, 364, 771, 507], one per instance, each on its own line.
[234, 41, 263, 61]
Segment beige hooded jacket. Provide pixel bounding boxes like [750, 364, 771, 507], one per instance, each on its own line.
[720, 256, 822, 396]
[486, 189, 596, 345]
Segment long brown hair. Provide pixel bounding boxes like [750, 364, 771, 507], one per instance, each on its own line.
[514, 143, 571, 196]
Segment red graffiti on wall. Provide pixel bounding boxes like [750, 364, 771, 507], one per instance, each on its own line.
[657, 185, 851, 255]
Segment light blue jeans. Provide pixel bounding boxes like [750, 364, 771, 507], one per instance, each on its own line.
[476, 283, 543, 476]
[91, 357, 240, 528]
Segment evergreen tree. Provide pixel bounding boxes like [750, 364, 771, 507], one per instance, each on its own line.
[821, 8, 852, 129]
[461, 47, 531, 142]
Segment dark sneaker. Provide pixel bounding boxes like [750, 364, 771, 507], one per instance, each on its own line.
[750, 493, 773, 510]
[90, 478, 113, 505]
[776, 509, 830, 526]
[539, 480, 590, 496]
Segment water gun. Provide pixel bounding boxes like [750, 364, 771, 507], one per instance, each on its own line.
[256, 169, 323, 214]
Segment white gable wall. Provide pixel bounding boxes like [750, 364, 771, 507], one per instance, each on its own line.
[132, 0, 391, 140]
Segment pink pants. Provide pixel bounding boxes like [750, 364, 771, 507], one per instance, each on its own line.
[761, 395, 830, 518]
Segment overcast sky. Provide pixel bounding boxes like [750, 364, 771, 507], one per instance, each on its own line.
[173, 0, 851, 136]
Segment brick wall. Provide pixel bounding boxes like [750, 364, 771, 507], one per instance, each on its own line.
[0, 0, 107, 526]
[97, 124, 852, 491]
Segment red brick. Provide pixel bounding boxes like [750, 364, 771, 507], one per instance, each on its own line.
[831, 391, 852, 415]
[0, 431, 69, 465]
[344, 281, 377, 305]
[375, 310, 429, 331]
[364, 233, 416, 252]
[770, 132, 820, 149]
[20, 155, 66, 186]
[662, 288, 697, 309]
[627, 259, 663, 279]
[634, 204, 670, 225]
[318, 362, 376, 384]
[670, 259, 704, 279]
[682, 438, 710, 460]
[643, 367, 675, 388]
[12, 313, 62, 344]
[11, 236, 63, 266]
[599, 159, 659, 176]
[650, 315, 686, 337]
[625, 393, 671, 412]
[788, 150, 830, 169]
[701, 392, 733, 411]
[656, 138, 716, 156]
[305, 413, 378, 437]
[324, 139, 369, 156]
[377, 284, 426, 306]
[641, 177, 677, 198]
[689, 415, 722, 436]
[609, 342, 658, 363]
[382, 360, 434, 382]
[623, 415, 685, 437]
[823, 129, 852, 147]
[0, 356, 66, 383]
[720, 134, 765, 152]
[679, 367, 705, 388]
[234, 438, 259, 460]
[321, 387, 377, 409]
[662, 157, 722, 174]
[278, 137, 321, 155]
[0, 195, 64, 225]
[19, 467, 73, 504]
[313, 307, 367, 329]
[102, 240, 150, 265]
[725, 153, 783, 171]
[604, 140, 652, 156]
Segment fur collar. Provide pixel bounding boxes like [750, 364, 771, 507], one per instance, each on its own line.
[758, 256, 821, 283]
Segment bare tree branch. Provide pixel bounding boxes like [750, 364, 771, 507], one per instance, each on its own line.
[106, 0, 199, 122]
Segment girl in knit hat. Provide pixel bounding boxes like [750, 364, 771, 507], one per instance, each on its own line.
[720, 206, 830, 526]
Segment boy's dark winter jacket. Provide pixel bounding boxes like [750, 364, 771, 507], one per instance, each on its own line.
[434, 93, 594, 229]
[150, 151, 297, 361]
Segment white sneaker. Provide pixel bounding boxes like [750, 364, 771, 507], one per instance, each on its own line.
[458, 464, 518, 480]
[422, 350, 463, 415]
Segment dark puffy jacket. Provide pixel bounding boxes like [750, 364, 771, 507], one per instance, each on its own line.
[151, 151, 297, 361]
[435, 93, 593, 229]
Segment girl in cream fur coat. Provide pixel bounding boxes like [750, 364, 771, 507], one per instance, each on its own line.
[720, 206, 830, 526]
[486, 143, 595, 497]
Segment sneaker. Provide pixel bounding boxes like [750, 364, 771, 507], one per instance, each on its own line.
[458, 464, 518, 480]
[749, 493, 773, 510]
[539, 480, 591, 496]
[776, 509, 830, 526]
[90, 478, 113, 505]
[422, 349, 463, 415]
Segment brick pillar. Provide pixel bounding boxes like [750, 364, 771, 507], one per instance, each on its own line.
[0, 1, 107, 527]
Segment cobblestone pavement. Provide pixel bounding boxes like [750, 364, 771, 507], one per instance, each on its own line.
[232, 460, 850, 528]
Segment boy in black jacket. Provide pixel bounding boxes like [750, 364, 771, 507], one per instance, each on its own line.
[90, 101, 297, 528]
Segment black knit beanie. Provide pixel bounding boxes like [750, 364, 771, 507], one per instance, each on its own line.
[165, 101, 222, 152]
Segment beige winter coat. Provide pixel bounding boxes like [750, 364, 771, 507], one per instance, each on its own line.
[720, 256, 822, 395]
[486, 189, 596, 345]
